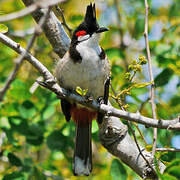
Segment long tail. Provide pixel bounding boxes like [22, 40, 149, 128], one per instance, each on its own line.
[73, 121, 92, 176]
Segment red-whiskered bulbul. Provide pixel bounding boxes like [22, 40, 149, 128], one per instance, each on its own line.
[55, 3, 110, 176]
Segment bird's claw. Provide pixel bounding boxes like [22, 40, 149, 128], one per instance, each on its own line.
[85, 95, 93, 103]
[97, 96, 104, 105]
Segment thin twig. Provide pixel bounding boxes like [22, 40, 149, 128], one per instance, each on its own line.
[0, 33, 179, 130]
[133, 122, 147, 145]
[110, 82, 123, 108]
[55, 5, 72, 36]
[22, 0, 70, 58]
[114, 0, 124, 48]
[111, 69, 147, 145]
[0, 0, 64, 23]
[144, 0, 157, 159]
[0, 8, 50, 101]
[111, 82, 152, 172]
[114, 0, 129, 71]
[156, 148, 180, 152]
[127, 122, 157, 177]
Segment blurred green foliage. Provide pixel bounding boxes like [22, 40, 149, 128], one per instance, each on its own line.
[0, 0, 180, 179]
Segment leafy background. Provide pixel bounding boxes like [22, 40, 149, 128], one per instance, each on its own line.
[0, 0, 180, 179]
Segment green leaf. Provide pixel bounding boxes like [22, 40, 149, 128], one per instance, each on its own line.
[47, 130, 73, 151]
[70, 14, 83, 23]
[0, 102, 18, 116]
[8, 116, 29, 135]
[170, 95, 180, 106]
[0, 24, 8, 33]
[7, 152, 22, 167]
[161, 173, 177, 180]
[18, 100, 36, 119]
[112, 64, 124, 75]
[133, 17, 144, 39]
[167, 166, 180, 179]
[0, 11, 4, 15]
[3, 171, 25, 180]
[42, 105, 55, 120]
[105, 48, 125, 59]
[92, 120, 98, 133]
[157, 103, 170, 119]
[28, 167, 46, 180]
[0, 117, 11, 129]
[155, 44, 170, 55]
[155, 55, 172, 67]
[26, 124, 44, 146]
[169, 3, 180, 17]
[160, 151, 177, 162]
[161, 146, 180, 179]
[9, 79, 31, 100]
[131, 87, 148, 96]
[154, 68, 174, 87]
[110, 159, 127, 180]
[165, 159, 180, 172]
[21, 158, 33, 172]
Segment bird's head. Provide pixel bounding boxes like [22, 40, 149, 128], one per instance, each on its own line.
[71, 3, 108, 44]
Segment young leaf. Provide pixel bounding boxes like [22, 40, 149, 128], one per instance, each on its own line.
[76, 86, 88, 96]
[133, 81, 152, 88]
[145, 144, 152, 152]
[0, 24, 8, 33]
[76, 86, 83, 96]
[82, 88, 88, 96]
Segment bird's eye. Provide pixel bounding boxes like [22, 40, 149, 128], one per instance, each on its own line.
[76, 30, 87, 37]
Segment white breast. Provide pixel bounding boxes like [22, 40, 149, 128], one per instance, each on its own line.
[55, 34, 110, 100]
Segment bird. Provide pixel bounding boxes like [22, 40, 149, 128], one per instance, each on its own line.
[55, 3, 110, 176]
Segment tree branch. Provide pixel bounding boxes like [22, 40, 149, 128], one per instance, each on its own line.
[0, 0, 64, 23]
[0, 33, 179, 132]
[156, 148, 180, 152]
[127, 121, 157, 177]
[0, 8, 50, 101]
[99, 115, 165, 179]
[144, 0, 158, 159]
[22, 0, 70, 58]
[110, 82, 154, 173]
[55, 5, 73, 36]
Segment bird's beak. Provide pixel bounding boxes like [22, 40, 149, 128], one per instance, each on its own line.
[96, 27, 109, 33]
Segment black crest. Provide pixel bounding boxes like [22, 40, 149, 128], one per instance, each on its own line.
[84, 3, 97, 26]
[72, 3, 99, 39]
[84, 3, 99, 34]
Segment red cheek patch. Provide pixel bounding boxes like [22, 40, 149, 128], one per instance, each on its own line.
[76, 30, 87, 37]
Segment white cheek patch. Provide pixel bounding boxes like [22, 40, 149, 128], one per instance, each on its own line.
[78, 34, 90, 42]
